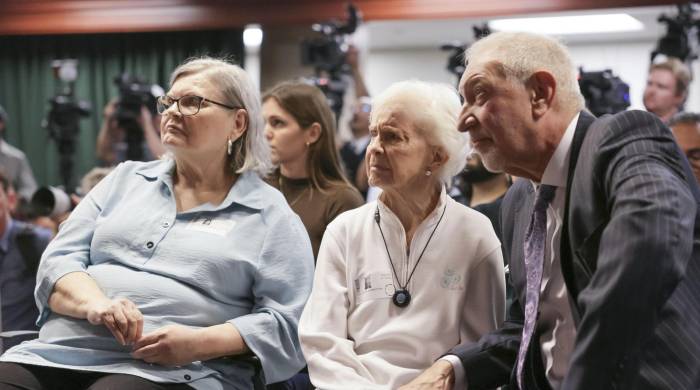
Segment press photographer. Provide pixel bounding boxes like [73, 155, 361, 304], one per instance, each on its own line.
[95, 74, 165, 166]
[0, 104, 38, 203]
[643, 58, 691, 123]
[644, 3, 697, 123]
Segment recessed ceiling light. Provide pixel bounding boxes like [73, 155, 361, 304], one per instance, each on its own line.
[489, 14, 644, 35]
[243, 24, 264, 48]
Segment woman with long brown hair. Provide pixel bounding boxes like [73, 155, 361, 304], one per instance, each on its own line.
[262, 81, 363, 259]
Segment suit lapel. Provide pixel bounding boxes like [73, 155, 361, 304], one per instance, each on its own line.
[560, 110, 596, 324]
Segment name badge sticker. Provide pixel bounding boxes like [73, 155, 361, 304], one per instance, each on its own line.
[354, 272, 394, 302]
[185, 215, 236, 236]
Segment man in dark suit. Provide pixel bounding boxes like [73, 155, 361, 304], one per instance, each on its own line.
[400, 32, 700, 390]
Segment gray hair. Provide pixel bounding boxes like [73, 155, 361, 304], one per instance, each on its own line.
[169, 57, 272, 176]
[465, 31, 585, 113]
[371, 80, 470, 184]
[669, 112, 700, 127]
[78, 167, 114, 196]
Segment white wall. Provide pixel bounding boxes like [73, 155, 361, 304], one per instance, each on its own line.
[365, 47, 457, 95]
[364, 39, 699, 113]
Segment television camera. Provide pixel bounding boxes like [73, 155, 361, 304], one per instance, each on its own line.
[112, 73, 160, 161]
[578, 68, 631, 117]
[43, 59, 91, 189]
[300, 3, 361, 119]
[652, 3, 700, 63]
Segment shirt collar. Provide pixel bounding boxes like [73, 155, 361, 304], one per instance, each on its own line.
[537, 112, 580, 189]
[0, 216, 14, 253]
[134, 159, 265, 211]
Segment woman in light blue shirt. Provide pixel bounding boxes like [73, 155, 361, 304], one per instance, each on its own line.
[0, 58, 315, 390]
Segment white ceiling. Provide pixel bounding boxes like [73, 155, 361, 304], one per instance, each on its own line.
[364, 5, 679, 49]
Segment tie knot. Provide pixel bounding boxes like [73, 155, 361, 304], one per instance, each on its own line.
[534, 184, 556, 211]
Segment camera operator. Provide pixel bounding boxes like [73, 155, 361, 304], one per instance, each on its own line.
[643, 58, 692, 123]
[0, 104, 38, 203]
[95, 92, 165, 167]
[339, 45, 372, 197]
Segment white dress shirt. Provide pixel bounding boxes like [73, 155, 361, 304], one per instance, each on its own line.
[448, 113, 580, 389]
[537, 112, 579, 389]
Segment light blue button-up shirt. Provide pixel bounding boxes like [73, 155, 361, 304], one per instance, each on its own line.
[1, 159, 315, 389]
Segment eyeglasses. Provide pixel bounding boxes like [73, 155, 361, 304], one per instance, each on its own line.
[687, 148, 700, 162]
[156, 95, 241, 116]
[355, 102, 371, 113]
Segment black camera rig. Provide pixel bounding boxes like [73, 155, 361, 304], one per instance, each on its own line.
[578, 68, 630, 117]
[300, 3, 361, 120]
[44, 59, 91, 189]
[113, 73, 159, 162]
[441, 24, 491, 89]
[652, 3, 700, 63]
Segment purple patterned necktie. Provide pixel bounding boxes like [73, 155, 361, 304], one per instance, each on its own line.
[516, 184, 556, 390]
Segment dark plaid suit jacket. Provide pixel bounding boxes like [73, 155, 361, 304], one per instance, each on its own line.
[450, 110, 700, 390]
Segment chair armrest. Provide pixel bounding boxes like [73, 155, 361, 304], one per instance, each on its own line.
[0, 330, 39, 339]
[222, 353, 265, 390]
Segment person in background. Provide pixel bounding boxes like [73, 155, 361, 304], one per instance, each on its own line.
[73, 167, 115, 204]
[0, 57, 314, 390]
[451, 153, 510, 238]
[0, 169, 51, 353]
[405, 31, 699, 390]
[451, 153, 512, 304]
[263, 81, 364, 260]
[339, 45, 372, 198]
[299, 80, 504, 389]
[669, 112, 700, 184]
[0, 104, 38, 203]
[340, 96, 372, 196]
[643, 58, 691, 124]
[96, 92, 166, 166]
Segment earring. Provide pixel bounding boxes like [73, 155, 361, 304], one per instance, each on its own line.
[227, 138, 233, 156]
[305, 142, 310, 148]
[425, 169, 432, 176]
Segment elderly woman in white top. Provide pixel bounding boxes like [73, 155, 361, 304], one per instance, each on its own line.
[298, 80, 505, 389]
[0, 58, 314, 390]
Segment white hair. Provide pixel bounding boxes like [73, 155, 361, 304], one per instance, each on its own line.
[78, 167, 114, 196]
[169, 57, 272, 176]
[466, 32, 585, 113]
[371, 80, 470, 184]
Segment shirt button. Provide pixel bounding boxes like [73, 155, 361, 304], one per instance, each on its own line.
[184, 374, 191, 380]
[146, 241, 154, 249]
[162, 221, 170, 228]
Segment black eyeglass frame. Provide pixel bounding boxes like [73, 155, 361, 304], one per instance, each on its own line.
[157, 95, 241, 116]
[686, 148, 700, 162]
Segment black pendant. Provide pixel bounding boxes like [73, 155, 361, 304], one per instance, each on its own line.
[392, 289, 411, 307]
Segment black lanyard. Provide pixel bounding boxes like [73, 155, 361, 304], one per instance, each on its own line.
[375, 203, 447, 307]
